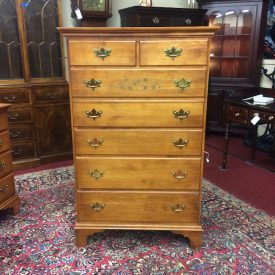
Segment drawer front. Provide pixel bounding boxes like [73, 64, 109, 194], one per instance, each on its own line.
[75, 129, 203, 156]
[69, 41, 136, 66]
[71, 69, 206, 98]
[0, 90, 31, 104]
[73, 101, 204, 128]
[33, 86, 69, 103]
[7, 108, 32, 123]
[0, 174, 15, 204]
[0, 151, 12, 178]
[76, 157, 201, 190]
[78, 191, 200, 223]
[11, 142, 36, 159]
[0, 131, 11, 153]
[140, 40, 208, 66]
[228, 105, 248, 124]
[9, 125, 34, 141]
[0, 113, 8, 132]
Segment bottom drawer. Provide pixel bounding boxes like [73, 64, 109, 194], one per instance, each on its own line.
[11, 142, 36, 159]
[77, 191, 200, 223]
[0, 174, 15, 203]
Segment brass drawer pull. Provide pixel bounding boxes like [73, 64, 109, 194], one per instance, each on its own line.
[185, 18, 192, 25]
[87, 138, 104, 148]
[12, 149, 23, 156]
[172, 170, 187, 180]
[165, 46, 182, 59]
[172, 138, 189, 148]
[94, 47, 112, 60]
[47, 93, 57, 99]
[174, 78, 192, 89]
[9, 131, 21, 139]
[0, 184, 9, 192]
[173, 109, 190, 120]
[170, 203, 185, 212]
[8, 113, 19, 121]
[85, 109, 102, 120]
[152, 16, 160, 24]
[84, 79, 102, 90]
[89, 169, 104, 180]
[0, 161, 6, 170]
[4, 96, 16, 102]
[90, 202, 105, 212]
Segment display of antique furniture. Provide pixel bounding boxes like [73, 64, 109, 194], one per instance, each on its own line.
[119, 6, 208, 27]
[0, 103, 20, 215]
[59, 26, 218, 249]
[201, 0, 269, 132]
[0, 0, 72, 170]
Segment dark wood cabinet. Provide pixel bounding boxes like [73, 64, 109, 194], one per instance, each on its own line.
[201, 0, 269, 132]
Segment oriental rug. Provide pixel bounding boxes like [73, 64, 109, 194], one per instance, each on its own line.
[0, 166, 274, 274]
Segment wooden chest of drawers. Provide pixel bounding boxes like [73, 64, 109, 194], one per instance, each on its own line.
[0, 104, 20, 215]
[59, 26, 217, 249]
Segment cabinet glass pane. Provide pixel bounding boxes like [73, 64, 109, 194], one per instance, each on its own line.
[0, 0, 23, 80]
[24, 0, 62, 78]
[237, 10, 252, 35]
[223, 11, 237, 35]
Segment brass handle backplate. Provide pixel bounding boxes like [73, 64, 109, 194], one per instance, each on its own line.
[0, 161, 6, 170]
[170, 203, 185, 212]
[172, 170, 187, 180]
[89, 169, 104, 180]
[174, 78, 192, 89]
[87, 138, 104, 148]
[152, 17, 160, 24]
[165, 46, 182, 59]
[185, 18, 192, 25]
[84, 78, 102, 90]
[173, 109, 190, 120]
[0, 184, 8, 192]
[90, 202, 105, 212]
[85, 109, 102, 120]
[173, 138, 189, 149]
[94, 47, 112, 60]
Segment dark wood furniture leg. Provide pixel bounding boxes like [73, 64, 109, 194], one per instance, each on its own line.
[248, 125, 258, 165]
[221, 122, 230, 169]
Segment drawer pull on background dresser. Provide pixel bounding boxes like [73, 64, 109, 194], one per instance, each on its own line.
[185, 19, 192, 25]
[8, 113, 19, 121]
[0, 184, 8, 192]
[85, 109, 102, 120]
[87, 138, 104, 148]
[90, 202, 105, 212]
[172, 138, 189, 148]
[0, 161, 6, 170]
[170, 203, 185, 212]
[94, 47, 112, 60]
[174, 78, 192, 89]
[173, 109, 190, 120]
[84, 79, 102, 90]
[4, 96, 16, 103]
[46, 93, 57, 100]
[152, 17, 160, 24]
[172, 170, 187, 180]
[89, 169, 104, 180]
[165, 46, 182, 59]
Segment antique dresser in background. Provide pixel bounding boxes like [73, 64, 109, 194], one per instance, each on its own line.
[59, 26, 217, 249]
[0, 104, 20, 215]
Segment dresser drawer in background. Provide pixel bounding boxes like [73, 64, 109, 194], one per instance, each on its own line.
[71, 68, 207, 98]
[7, 108, 32, 123]
[76, 157, 201, 190]
[77, 191, 200, 223]
[69, 41, 136, 66]
[0, 89, 31, 105]
[11, 142, 36, 160]
[33, 86, 69, 103]
[0, 151, 13, 178]
[9, 125, 34, 142]
[73, 100, 204, 128]
[140, 40, 208, 66]
[74, 129, 203, 156]
[0, 174, 15, 204]
[0, 131, 11, 153]
[228, 105, 248, 124]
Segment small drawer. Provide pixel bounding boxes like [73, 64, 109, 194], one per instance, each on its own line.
[74, 129, 203, 156]
[228, 105, 248, 124]
[248, 110, 275, 124]
[0, 90, 31, 105]
[33, 86, 69, 103]
[0, 151, 13, 178]
[140, 15, 172, 26]
[0, 112, 8, 132]
[72, 100, 204, 128]
[77, 191, 200, 223]
[7, 108, 32, 123]
[76, 157, 201, 190]
[69, 41, 136, 66]
[71, 68, 207, 98]
[0, 174, 15, 204]
[140, 40, 208, 66]
[9, 125, 34, 141]
[0, 131, 11, 154]
[11, 142, 36, 160]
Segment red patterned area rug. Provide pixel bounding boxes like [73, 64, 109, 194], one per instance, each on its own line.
[0, 166, 274, 274]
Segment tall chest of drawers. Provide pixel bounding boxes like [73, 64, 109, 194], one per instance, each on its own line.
[59, 27, 217, 249]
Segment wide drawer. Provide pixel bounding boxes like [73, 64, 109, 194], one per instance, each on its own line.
[0, 174, 15, 204]
[0, 151, 12, 178]
[11, 142, 36, 160]
[0, 131, 11, 153]
[76, 157, 201, 190]
[73, 100, 204, 128]
[74, 129, 203, 156]
[33, 86, 69, 103]
[140, 40, 208, 66]
[77, 191, 200, 223]
[69, 41, 136, 66]
[71, 68, 206, 98]
[7, 108, 32, 123]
